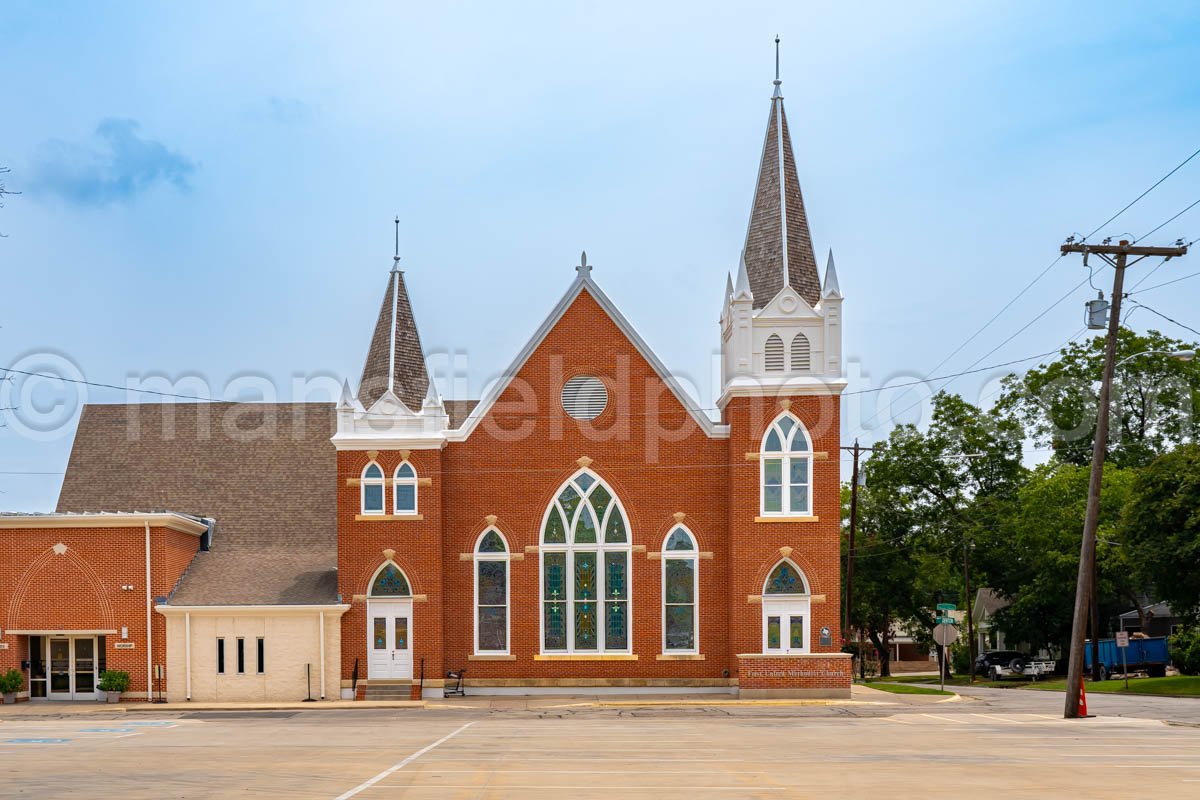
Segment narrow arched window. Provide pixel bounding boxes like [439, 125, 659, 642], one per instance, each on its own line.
[764, 334, 784, 372]
[762, 559, 810, 654]
[791, 332, 811, 371]
[474, 528, 509, 654]
[540, 470, 631, 653]
[760, 414, 812, 516]
[361, 462, 385, 515]
[662, 526, 698, 653]
[394, 461, 418, 515]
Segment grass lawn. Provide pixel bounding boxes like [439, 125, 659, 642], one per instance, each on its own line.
[864, 681, 954, 696]
[1023, 675, 1200, 696]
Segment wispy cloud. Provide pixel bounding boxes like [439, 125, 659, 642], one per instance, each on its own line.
[264, 96, 316, 125]
[30, 118, 195, 206]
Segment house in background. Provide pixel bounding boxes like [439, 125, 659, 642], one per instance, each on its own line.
[1119, 602, 1181, 638]
[973, 588, 1011, 653]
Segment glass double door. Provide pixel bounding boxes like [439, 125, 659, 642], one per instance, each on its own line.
[47, 637, 98, 700]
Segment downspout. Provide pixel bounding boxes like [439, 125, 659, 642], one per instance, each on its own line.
[145, 521, 153, 701]
[319, 611, 326, 700]
[184, 612, 192, 700]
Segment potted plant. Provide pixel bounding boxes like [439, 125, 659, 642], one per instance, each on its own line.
[0, 669, 23, 704]
[98, 670, 130, 704]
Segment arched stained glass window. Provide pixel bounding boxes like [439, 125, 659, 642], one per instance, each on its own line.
[394, 461, 418, 514]
[474, 528, 509, 654]
[361, 462, 385, 515]
[764, 560, 808, 595]
[540, 470, 631, 653]
[760, 414, 812, 516]
[662, 526, 698, 653]
[369, 562, 411, 597]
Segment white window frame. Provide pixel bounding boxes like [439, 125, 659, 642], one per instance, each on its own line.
[361, 461, 386, 515]
[759, 413, 813, 516]
[367, 559, 413, 598]
[538, 468, 633, 655]
[761, 558, 811, 654]
[473, 527, 511, 656]
[661, 526, 699, 654]
[393, 461, 418, 515]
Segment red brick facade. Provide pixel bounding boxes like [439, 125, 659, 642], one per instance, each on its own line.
[0, 519, 203, 701]
[337, 289, 847, 697]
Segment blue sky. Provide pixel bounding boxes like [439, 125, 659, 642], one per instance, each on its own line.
[3, 1, 1200, 510]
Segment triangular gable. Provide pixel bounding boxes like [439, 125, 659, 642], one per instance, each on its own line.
[446, 271, 729, 441]
[755, 285, 821, 320]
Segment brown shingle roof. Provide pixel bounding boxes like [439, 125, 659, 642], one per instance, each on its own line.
[56, 403, 338, 605]
[358, 268, 430, 411]
[743, 94, 821, 308]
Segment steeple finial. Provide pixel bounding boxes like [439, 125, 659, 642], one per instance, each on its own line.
[576, 250, 591, 276]
[391, 216, 402, 273]
[773, 35, 782, 98]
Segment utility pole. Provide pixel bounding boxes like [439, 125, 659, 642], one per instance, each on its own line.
[963, 539, 976, 683]
[841, 439, 872, 678]
[1059, 239, 1188, 718]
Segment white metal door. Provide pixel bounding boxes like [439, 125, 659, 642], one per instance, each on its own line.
[367, 601, 413, 680]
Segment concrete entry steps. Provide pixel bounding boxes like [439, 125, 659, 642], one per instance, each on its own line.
[361, 681, 415, 701]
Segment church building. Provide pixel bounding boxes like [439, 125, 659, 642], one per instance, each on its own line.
[0, 62, 851, 701]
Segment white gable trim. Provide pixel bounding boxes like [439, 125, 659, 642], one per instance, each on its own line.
[446, 273, 729, 441]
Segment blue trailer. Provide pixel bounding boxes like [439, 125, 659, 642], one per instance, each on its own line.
[1084, 636, 1170, 679]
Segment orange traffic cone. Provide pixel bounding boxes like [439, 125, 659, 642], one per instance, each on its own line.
[1079, 677, 1089, 717]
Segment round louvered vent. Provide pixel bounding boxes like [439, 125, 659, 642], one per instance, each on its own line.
[561, 376, 608, 421]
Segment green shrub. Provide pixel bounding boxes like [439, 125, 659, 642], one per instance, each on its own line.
[98, 670, 131, 693]
[0, 668, 24, 694]
[1169, 627, 1200, 675]
[950, 640, 973, 675]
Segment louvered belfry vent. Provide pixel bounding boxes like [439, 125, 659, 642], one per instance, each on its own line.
[561, 376, 608, 420]
[764, 335, 785, 372]
[791, 333, 811, 371]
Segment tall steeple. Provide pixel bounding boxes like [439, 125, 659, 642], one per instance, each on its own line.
[741, 36, 821, 309]
[357, 218, 431, 411]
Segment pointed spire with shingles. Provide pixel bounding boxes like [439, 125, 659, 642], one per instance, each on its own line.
[742, 39, 821, 309]
[358, 257, 430, 412]
[822, 248, 842, 299]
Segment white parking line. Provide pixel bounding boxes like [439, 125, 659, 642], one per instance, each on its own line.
[920, 714, 968, 724]
[332, 722, 476, 800]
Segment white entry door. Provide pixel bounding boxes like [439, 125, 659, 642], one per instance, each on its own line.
[367, 601, 413, 680]
[763, 599, 810, 654]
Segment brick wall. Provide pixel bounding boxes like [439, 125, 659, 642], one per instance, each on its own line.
[0, 524, 201, 699]
[737, 654, 852, 698]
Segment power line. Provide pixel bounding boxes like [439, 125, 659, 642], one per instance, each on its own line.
[1087, 145, 1200, 241]
[1130, 269, 1200, 295]
[1137, 196, 1200, 242]
[1125, 300, 1200, 338]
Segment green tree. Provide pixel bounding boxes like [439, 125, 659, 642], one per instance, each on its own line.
[846, 392, 1024, 675]
[988, 463, 1135, 656]
[998, 329, 1199, 468]
[1123, 444, 1200, 622]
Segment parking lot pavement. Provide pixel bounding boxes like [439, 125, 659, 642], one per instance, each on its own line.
[1, 702, 1198, 799]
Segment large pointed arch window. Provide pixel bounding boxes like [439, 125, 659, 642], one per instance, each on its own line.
[361, 462, 385, 515]
[760, 414, 812, 516]
[662, 526, 699, 653]
[540, 470, 631, 653]
[762, 559, 810, 654]
[474, 528, 509, 654]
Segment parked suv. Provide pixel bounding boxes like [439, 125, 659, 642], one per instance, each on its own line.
[974, 650, 1029, 678]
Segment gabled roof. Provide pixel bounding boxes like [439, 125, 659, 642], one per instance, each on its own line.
[448, 264, 729, 441]
[742, 80, 821, 309]
[358, 265, 430, 412]
[56, 403, 338, 605]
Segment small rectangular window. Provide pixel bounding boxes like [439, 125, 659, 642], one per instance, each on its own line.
[236, 637, 246, 674]
[217, 638, 226, 674]
[256, 638, 265, 674]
